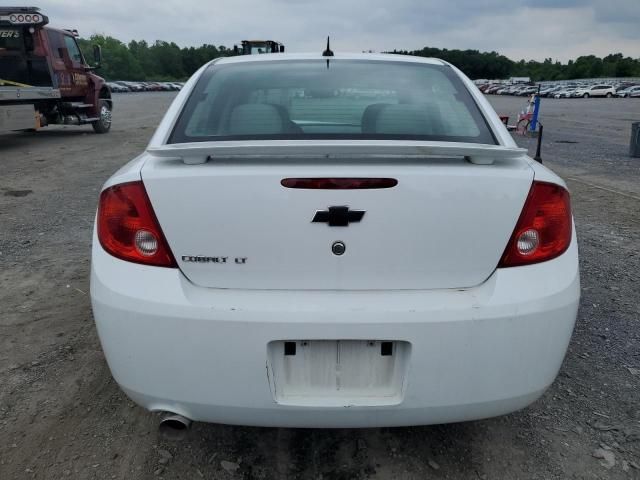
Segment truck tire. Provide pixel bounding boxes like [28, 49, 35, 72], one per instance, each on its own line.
[92, 99, 112, 134]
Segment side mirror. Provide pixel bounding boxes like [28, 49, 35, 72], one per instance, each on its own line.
[279, 45, 285, 53]
[93, 45, 102, 66]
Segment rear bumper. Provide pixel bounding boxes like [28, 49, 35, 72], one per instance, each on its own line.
[91, 234, 580, 428]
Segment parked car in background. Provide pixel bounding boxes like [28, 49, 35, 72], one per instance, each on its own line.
[572, 85, 615, 98]
[554, 88, 577, 99]
[120, 81, 144, 92]
[106, 82, 129, 93]
[111, 82, 131, 92]
[540, 86, 562, 97]
[518, 86, 538, 96]
[500, 86, 519, 95]
[617, 85, 640, 97]
[482, 80, 640, 99]
[538, 86, 554, 96]
[108, 81, 183, 92]
[614, 82, 637, 91]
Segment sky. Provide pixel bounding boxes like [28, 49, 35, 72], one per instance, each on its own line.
[25, 0, 640, 62]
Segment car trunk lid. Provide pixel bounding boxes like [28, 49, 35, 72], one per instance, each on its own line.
[141, 141, 533, 290]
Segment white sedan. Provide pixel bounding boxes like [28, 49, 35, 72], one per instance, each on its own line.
[617, 85, 640, 98]
[91, 53, 580, 431]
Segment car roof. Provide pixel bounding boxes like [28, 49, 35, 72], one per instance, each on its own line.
[212, 53, 448, 67]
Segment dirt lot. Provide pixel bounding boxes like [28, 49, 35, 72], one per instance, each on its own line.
[1, 92, 639, 480]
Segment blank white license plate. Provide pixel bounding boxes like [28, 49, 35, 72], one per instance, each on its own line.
[267, 340, 410, 407]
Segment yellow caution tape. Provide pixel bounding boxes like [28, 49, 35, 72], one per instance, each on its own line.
[0, 78, 33, 87]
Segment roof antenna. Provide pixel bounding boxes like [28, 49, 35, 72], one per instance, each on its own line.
[323, 36, 334, 69]
[322, 36, 334, 57]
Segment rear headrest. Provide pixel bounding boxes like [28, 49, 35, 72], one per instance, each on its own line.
[373, 104, 444, 136]
[361, 103, 391, 134]
[227, 103, 285, 135]
[268, 103, 304, 133]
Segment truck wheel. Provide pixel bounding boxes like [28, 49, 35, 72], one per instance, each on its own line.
[92, 100, 112, 133]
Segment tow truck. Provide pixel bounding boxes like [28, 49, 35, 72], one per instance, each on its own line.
[234, 40, 285, 55]
[0, 6, 111, 134]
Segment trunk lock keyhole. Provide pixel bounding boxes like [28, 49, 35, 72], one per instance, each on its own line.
[332, 241, 346, 256]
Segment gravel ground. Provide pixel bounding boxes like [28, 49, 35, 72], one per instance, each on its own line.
[0, 92, 639, 480]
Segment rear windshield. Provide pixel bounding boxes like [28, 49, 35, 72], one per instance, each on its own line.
[0, 28, 23, 51]
[169, 60, 496, 144]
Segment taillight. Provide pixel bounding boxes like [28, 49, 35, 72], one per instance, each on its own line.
[498, 181, 572, 268]
[97, 181, 177, 268]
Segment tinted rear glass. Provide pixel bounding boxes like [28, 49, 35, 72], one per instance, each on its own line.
[169, 60, 496, 145]
[0, 28, 23, 51]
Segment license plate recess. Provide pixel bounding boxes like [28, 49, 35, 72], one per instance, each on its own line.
[267, 340, 410, 407]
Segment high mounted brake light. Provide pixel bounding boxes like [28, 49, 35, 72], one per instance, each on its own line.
[281, 178, 398, 189]
[498, 181, 572, 267]
[97, 181, 177, 268]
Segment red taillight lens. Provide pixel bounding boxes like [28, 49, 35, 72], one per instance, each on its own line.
[97, 181, 177, 268]
[498, 181, 572, 268]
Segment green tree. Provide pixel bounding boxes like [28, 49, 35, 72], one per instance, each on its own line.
[79, 35, 640, 81]
[78, 35, 144, 80]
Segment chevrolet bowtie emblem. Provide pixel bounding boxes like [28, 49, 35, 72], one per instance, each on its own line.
[312, 206, 365, 227]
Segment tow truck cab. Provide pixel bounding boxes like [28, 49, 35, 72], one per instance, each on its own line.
[0, 6, 112, 133]
[236, 40, 285, 55]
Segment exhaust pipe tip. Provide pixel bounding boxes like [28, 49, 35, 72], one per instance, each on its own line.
[159, 413, 192, 440]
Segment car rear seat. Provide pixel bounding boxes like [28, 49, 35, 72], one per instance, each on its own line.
[361, 103, 392, 133]
[362, 103, 446, 136]
[227, 103, 302, 135]
[267, 104, 304, 133]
